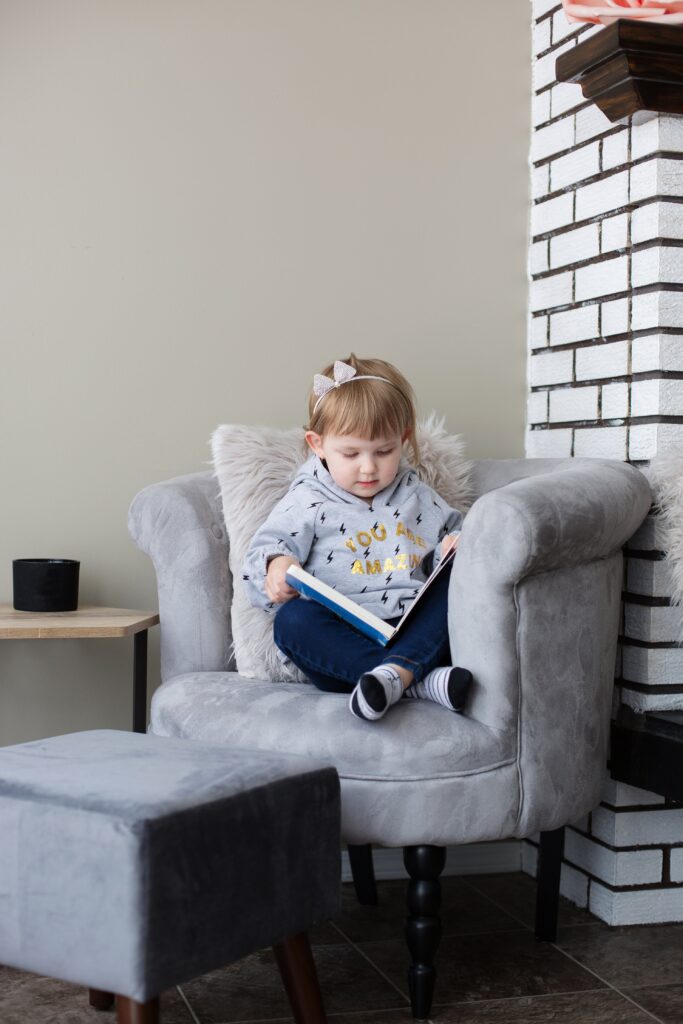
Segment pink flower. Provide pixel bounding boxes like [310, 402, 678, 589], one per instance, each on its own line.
[562, 0, 683, 24]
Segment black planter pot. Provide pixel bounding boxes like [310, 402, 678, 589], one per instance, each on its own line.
[13, 559, 80, 612]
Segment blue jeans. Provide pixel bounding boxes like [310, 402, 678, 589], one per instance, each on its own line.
[273, 562, 453, 693]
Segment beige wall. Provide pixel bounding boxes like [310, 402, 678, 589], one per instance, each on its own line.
[0, 2, 531, 744]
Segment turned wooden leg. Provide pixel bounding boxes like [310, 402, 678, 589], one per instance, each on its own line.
[116, 995, 160, 1024]
[347, 843, 378, 905]
[535, 826, 565, 942]
[273, 931, 327, 1024]
[404, 845, 446, 1022]
[89, 988, 115, 1010]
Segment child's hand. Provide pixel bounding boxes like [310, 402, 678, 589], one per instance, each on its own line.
[440, 533, 460, 557]
[265, 555, 301, 604]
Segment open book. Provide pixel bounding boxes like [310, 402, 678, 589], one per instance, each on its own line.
[285, 541, 457, 646]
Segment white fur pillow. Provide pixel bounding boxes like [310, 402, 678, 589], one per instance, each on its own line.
[648, 450, 683, 607]
[211, 413, 474, 683]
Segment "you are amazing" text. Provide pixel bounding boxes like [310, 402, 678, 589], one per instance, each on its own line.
[344, 521, 426, 576]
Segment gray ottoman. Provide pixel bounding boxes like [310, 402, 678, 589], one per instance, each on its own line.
[0, 730, 340, 1023]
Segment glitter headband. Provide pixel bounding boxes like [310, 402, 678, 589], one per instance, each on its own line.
[312, 360, 396, 415]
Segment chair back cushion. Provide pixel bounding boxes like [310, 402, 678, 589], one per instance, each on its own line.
[469, 457, 576, 499]
[211, 413, 473, 682]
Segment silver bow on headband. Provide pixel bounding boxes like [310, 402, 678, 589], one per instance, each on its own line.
[313, 360, 358, 399]
[312, 360, 394, 413]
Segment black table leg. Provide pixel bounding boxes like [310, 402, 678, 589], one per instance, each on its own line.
[133, 630, 148, 733]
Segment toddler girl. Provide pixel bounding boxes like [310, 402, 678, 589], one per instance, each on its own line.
[242, 354, 472, 721]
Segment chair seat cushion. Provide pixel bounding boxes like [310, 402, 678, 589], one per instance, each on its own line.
[0, 730, 340, 1002]
[151, 674, 519, 846]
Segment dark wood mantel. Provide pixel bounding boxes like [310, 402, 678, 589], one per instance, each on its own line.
[556, 18, 683, 122]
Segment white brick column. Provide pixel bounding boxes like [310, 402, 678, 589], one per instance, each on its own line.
[527, 0, 683, 925]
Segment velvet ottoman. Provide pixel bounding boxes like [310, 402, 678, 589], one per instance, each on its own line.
[0, 729, 341, 1022]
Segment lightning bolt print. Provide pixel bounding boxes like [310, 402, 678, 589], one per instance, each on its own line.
[416, 513, 422, 524]
[381, 591, 389, 605]
[339, 522, 346, 535]
[326, 551, 334, 564]
[386, 573, 393, 584]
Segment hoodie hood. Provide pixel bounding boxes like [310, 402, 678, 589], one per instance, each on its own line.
[291, 453, 415, 508]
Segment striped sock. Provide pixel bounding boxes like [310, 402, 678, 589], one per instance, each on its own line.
[350, 665, 404, 721]
[403, 666, 472, 712]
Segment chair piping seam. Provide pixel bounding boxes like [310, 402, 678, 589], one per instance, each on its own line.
[338, 757, 516, 784]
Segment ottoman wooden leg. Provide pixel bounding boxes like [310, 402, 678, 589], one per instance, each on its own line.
[273, 931, 327, 1024]
[89, 988, 115, 1010]
[116, 995, 160, 1023]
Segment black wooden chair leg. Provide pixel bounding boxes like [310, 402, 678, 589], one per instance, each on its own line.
[404, 845, 446, 1022]
[347, 843, 378, 905]
[535, 826, 565, 942]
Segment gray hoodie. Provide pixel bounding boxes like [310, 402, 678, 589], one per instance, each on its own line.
[242, 453, 463, 620]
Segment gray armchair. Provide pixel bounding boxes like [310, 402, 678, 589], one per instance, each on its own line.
[129, 457, 651, 1021]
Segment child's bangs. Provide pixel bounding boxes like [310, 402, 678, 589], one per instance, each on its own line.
[327, 383, 408, 441]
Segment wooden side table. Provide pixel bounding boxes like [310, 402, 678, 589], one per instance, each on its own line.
[0, 605, 160, 734]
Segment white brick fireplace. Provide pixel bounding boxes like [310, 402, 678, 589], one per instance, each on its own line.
[527, 0, 683, 924]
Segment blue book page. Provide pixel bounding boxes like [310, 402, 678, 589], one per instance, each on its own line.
[285, 568, 394, 645]
[391, 543, 456, 635]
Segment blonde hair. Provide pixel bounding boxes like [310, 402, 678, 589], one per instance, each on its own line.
[304, 353, 420, 465]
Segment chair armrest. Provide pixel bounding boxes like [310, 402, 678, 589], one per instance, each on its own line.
[449, 460, 651, 831]
[128, 471, 234, 681]
[459, 459, 652, 584]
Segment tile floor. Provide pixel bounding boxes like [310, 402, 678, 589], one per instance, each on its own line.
[2, 872, 683, 1023]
